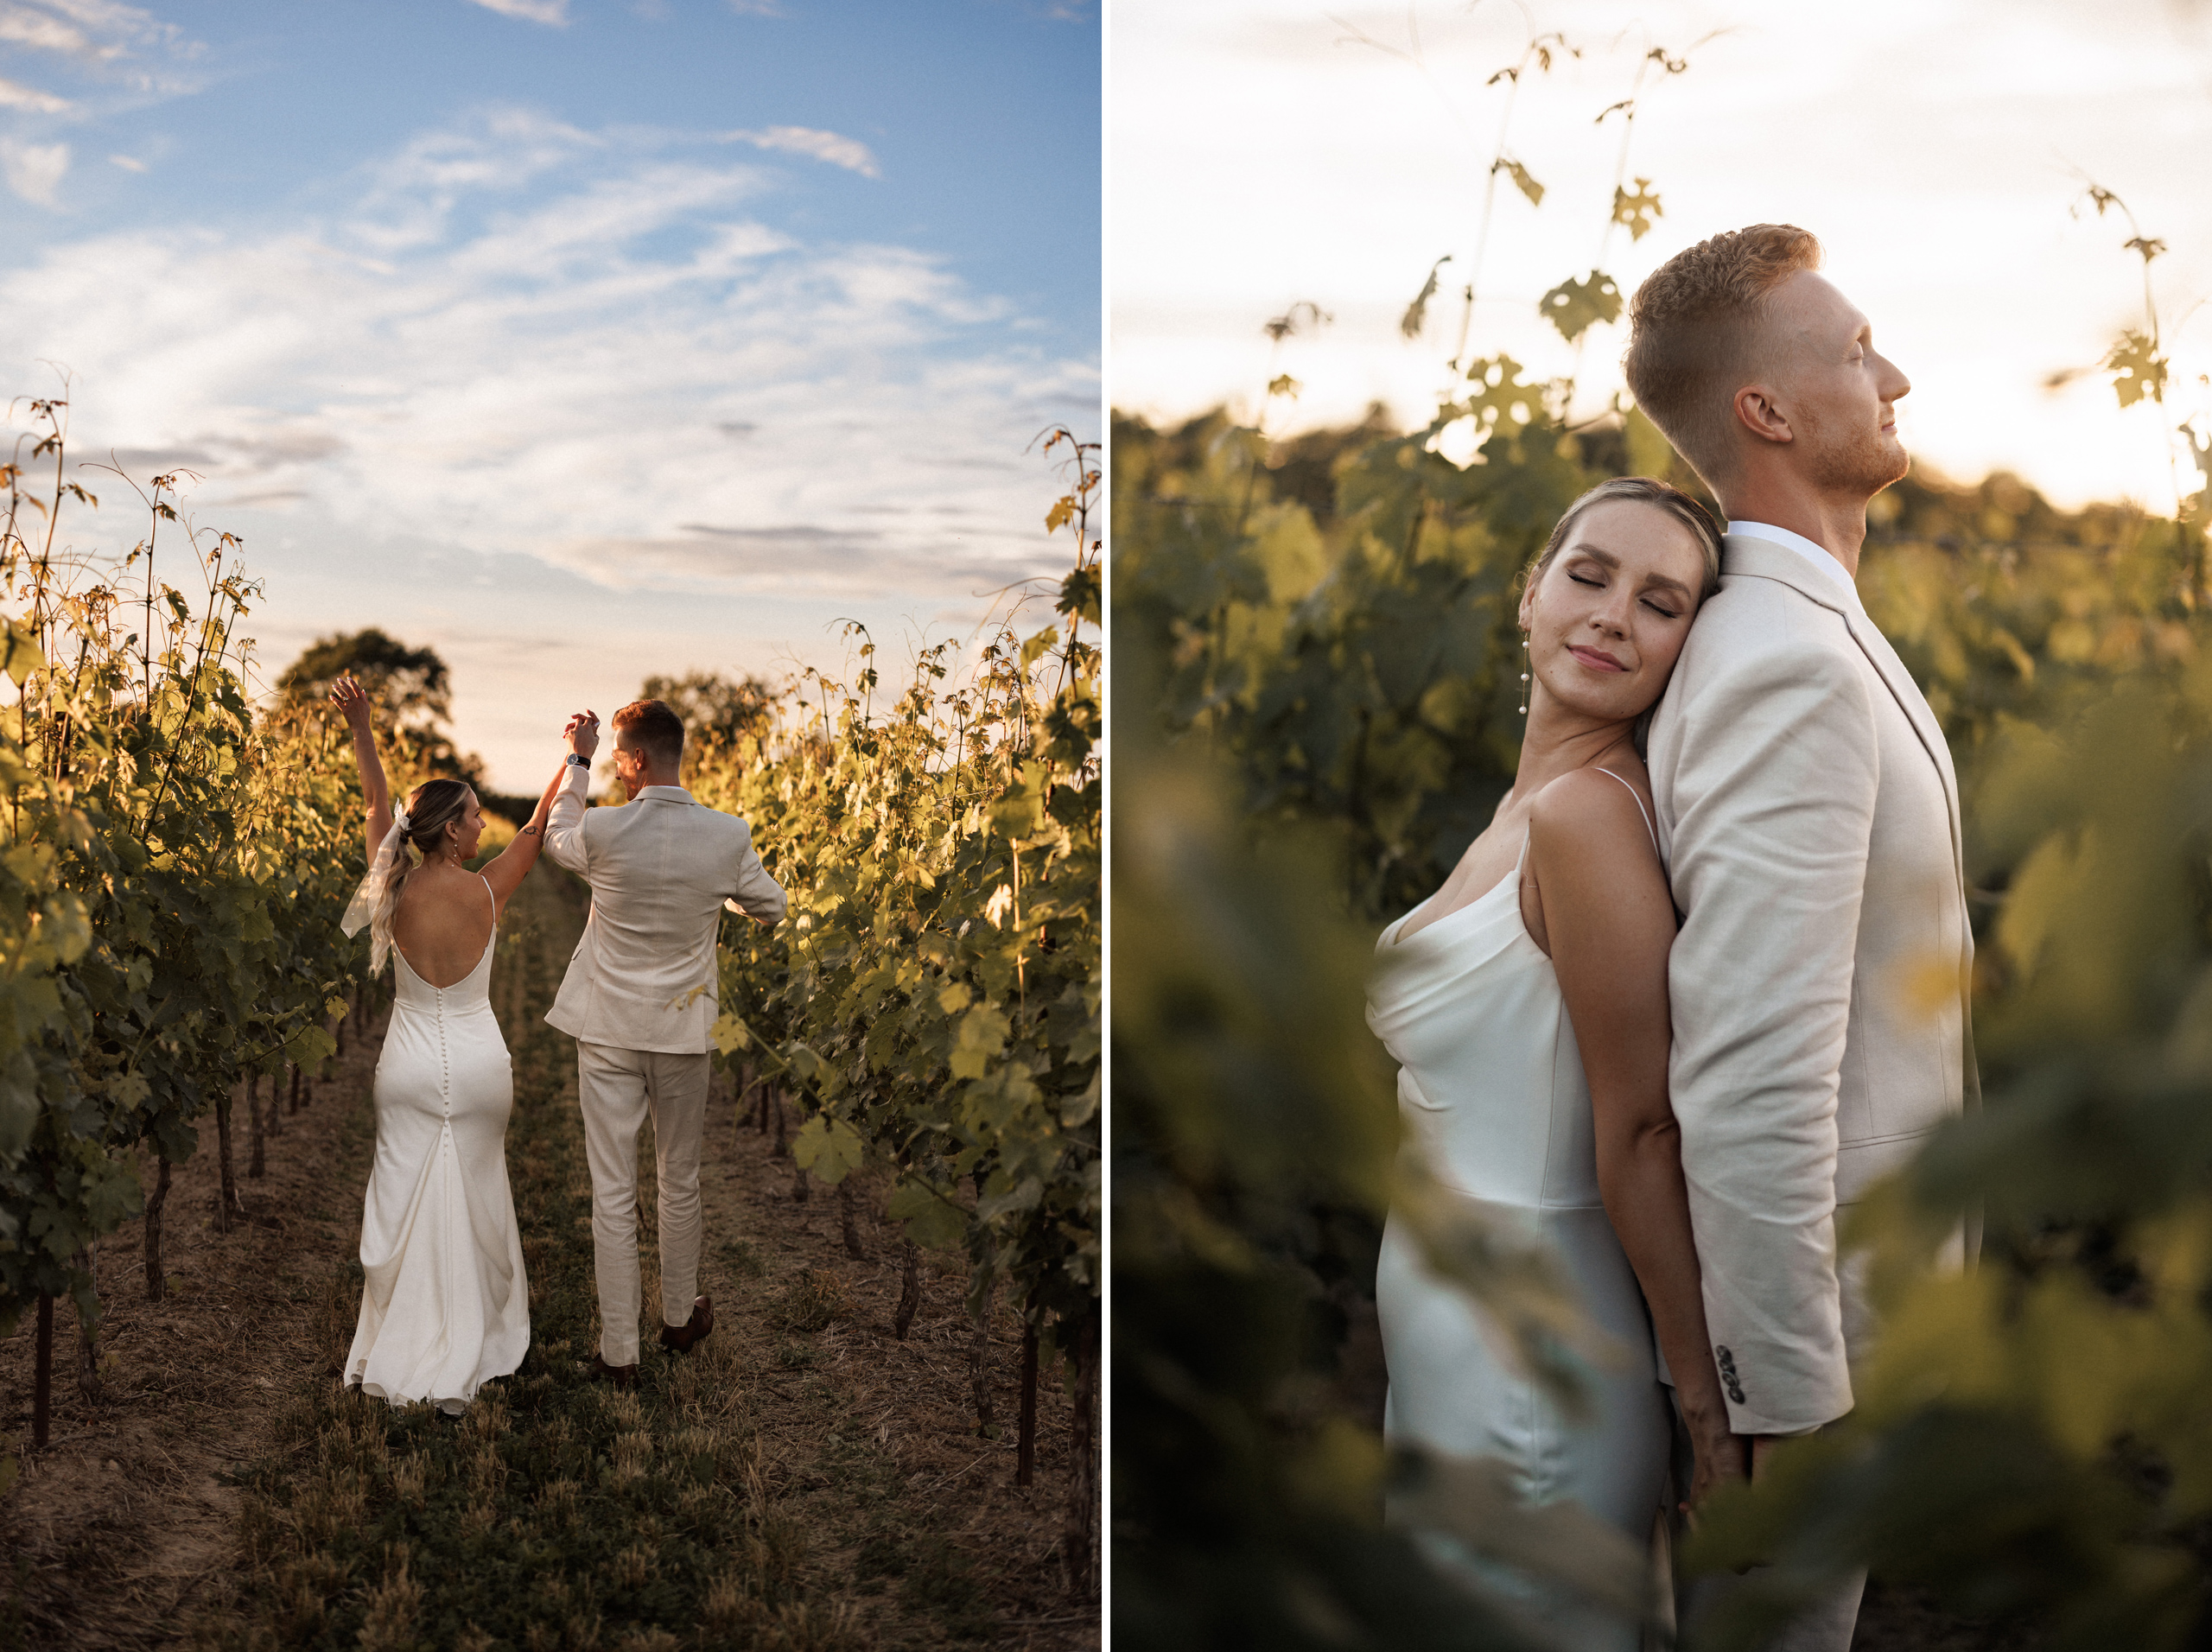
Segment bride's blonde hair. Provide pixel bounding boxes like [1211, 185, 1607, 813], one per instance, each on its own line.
[368, 778, 473, 972]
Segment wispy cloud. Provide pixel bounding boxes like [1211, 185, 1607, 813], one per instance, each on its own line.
[0, 0, 203, 98]
[0, 108, 1094, 600]
[726, 0, 785, 16]
[462, 0, 570, 25]
[1, 137, 67, 202]
[0, 73, 70, 111]
[105, 149, 141, 170]
[725, 124, 879, 179]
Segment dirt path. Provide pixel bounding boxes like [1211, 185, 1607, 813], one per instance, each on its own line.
[1, 867, 1098, 1650]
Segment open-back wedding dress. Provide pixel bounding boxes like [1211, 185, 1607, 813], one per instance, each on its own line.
[1367, 809, 1671, 1649]
[343, 875, 530, 1412]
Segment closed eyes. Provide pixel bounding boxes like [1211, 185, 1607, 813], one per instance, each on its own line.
[1567, 570, 1681, 619]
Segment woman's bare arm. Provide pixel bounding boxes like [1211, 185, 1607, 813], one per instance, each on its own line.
[481, 765, 564, 909]
[1528, 768, 1744, 1509]
[329, 677, 392, 861]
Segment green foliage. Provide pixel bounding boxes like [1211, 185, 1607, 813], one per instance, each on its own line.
[694, 430, 1099, 1371]
[0, 395, 367, 1357]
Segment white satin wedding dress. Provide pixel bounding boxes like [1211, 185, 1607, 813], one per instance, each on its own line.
[343, 875, 530, 1412]
[1366, 784, 1671, 1648]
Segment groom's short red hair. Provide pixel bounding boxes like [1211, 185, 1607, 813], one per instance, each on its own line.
[613, 699, 684, 766]
[1624, 224, 1822, 491]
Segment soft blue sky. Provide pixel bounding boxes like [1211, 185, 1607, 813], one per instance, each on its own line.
[1, 0, 1100, 787]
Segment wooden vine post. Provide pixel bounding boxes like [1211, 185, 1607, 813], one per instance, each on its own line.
[894, 1240, 921, 1340]
[143, 1153, 171, 1299]
[213, 1083, 238, 1232]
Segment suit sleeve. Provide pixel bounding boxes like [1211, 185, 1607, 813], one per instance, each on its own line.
[1663, 624, 1878, 1434]
[544, 765, 591, 876]
[721, 820, 786, 924]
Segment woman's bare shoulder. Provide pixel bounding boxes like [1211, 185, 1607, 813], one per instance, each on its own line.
[1527, 763, 1660, 862]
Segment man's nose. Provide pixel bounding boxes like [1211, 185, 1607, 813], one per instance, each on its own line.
[1879, 352, 1910, 403]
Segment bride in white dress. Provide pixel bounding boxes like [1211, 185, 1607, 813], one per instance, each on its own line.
[331, 677, 564, 1414]
[1366, 478, 1742, 1637]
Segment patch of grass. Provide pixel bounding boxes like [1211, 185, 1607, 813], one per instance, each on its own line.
[906, 1536, 995, 1641]
[775, 1342, 818, 1370]
[718, 1236, 766, 1277]
[766, 1268, 850, 1333]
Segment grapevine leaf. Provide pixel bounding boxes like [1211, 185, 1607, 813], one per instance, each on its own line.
[1400, 256, 1450, 340]
[887, 1177, 968, 1250]
[1460, 355, 1549, 432]
[0, 620, 45, 687]
[791, 1115, 865, 1185]
[1611, 178, 1662, 241]
[949, 1003, 1010, 1080]
[1538, 270, 1624, 343]
[1495, 157, 1544, 207]
[1045, 496, 1076, 534]
[1267, 374, 1300, 400]
[2107, 330, 2170, 408]
[710, 1012, 751, 1054]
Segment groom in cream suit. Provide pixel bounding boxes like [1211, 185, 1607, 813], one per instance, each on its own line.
[546, 698, 786, 1382]
[1624, 226, 1976, 1648]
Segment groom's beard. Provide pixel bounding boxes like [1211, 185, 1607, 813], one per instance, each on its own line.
[1803, 404, 1910, 499]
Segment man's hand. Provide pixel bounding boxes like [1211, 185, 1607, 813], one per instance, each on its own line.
[566, 710, 601, 760]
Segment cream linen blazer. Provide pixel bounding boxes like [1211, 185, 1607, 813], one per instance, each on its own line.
[1646, 533, 1975, 1435]
[543, 768, 787, 1055]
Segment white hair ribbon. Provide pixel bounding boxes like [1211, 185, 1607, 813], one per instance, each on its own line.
[340, 806, 412, 975]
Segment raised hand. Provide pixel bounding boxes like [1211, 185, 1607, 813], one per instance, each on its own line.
[565, 709, 601, 760]
[331, 674, 373, 734]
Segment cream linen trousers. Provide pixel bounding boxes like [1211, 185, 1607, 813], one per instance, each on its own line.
[578, 1040, 712, 1365]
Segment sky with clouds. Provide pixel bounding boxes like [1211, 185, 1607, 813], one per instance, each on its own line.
[1114, 0, 2212, 516]
[1, 0, 1099, 788]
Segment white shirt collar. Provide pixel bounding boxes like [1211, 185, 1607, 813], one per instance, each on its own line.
[1726, 518, 1860, 607]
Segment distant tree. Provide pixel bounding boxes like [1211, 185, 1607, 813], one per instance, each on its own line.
[276, 628, 485, 788]
[640, 670, 775, 752]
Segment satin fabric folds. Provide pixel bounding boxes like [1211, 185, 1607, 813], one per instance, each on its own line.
[344, 935, 530, 1408]
[1367, 841, 1669, 1650]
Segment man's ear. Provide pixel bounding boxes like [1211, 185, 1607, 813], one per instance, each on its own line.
[1733, 384, 1794, 447]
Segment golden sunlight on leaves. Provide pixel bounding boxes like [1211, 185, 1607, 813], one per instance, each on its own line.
[1537, 270, 1623, 344]
[1611, 177, 1662, 241]
[1493, 156, 1544, 207]
[2108, 329, 2171, 408]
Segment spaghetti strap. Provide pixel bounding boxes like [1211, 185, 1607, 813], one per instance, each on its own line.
[1592, 768, 1661, 858]
[479, 872, 495, 916]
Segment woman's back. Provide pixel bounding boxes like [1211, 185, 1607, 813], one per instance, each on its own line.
[391, 863, 499, 989]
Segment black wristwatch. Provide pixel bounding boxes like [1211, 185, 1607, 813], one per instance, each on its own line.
[566, 753, 591, 768]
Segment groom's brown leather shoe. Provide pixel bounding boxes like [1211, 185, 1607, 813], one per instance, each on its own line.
[580, 1352, 638, 1387]
[659, 1294, 714, 1354]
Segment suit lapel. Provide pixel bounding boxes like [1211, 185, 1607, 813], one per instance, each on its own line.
[1719, 537, 1964, 869]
